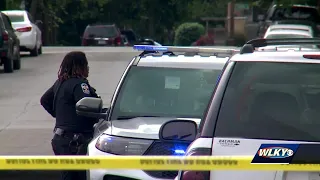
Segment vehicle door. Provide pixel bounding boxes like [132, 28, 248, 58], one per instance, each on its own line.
[0, 15, 4, 48]
[2, 14, 15, 55]
[209, 61, 320, 180]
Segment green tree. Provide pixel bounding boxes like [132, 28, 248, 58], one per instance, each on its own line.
[0, 0, 6, 10]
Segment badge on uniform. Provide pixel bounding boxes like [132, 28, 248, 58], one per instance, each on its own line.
[81, 83, 90, 94]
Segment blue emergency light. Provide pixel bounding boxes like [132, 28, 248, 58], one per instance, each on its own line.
[133, 45, 239, 55]
[133, 45, 168, 51]
[174, 149, 186, 155]
[171, 144, 189, 156]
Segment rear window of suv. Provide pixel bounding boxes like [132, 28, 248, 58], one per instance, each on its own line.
[84, 26, 118, 38]
[266, 34, 311, 39]
[111, 66, 222, 120]
[271, 7, 320, 23]
[215, 62, 320, 142]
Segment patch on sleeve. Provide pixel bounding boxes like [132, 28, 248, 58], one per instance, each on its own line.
[81, 83, 90, 94]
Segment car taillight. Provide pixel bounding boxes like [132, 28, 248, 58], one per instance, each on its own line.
[16, 26, 32, 32]
[115, 37, 121, 45]
[82, 39, 87, 46]
[303, 54, 320, 59]
[2, 31, 8, 41]
[180, 148, 211, 180]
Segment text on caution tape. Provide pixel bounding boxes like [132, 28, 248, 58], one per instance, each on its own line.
[6, 159, 100, 165]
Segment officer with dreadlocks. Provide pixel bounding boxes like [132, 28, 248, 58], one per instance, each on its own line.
[40, 51, 100, 180]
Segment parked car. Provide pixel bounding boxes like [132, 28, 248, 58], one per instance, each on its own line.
[135, 38, 162, 46]
[81, 24, 123, 46]
[75, 45, 238, 180]
[2, 10, 42, 56]
[170, 38, 320, 180]
[273, 20, 320, 37]
[262, 28, 317, 50]
[264, 24, 314, 36]
[0, 12, 20, 73]
[257, 4, 320, 37]
[121, 29, 139, 45]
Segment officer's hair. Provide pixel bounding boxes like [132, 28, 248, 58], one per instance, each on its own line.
[58, 51, 88, 81]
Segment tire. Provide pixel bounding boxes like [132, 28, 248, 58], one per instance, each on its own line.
[30, 44, 39, 57]
[38, 45, 42, 54]
[13, 46, 21, 70]
[3, 56, 14, 73]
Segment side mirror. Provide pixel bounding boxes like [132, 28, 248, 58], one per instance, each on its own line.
[76, 97, 106, 118]
[258, 14, 265, 21]
[159, 120, 197, 143]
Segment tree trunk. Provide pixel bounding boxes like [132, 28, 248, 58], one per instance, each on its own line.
[0, 0, 6, 10]
[29, 0, 38, 18]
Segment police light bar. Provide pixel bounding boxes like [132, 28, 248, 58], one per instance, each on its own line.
[133, 45, 239, 55]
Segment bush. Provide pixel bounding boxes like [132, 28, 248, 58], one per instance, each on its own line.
[174, 22, 205, 46]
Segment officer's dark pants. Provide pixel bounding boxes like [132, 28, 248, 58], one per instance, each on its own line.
[51, 133, 92, 180]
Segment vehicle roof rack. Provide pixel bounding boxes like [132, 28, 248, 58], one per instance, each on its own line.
[240, 38, 320, 54]
[133, 45, 239, 57]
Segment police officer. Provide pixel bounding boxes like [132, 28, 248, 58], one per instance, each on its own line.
[40, 51, 99, 180]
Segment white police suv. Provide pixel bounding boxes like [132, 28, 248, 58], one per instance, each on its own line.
[160, 38, 320, 180]
[75, 45, 239, 180]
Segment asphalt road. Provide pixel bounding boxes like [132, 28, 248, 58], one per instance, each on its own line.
[0, 47, 138, 179]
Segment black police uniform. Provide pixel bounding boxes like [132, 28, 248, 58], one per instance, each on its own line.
[40, 77, 99, 180]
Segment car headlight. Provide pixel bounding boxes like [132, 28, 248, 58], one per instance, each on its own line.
[95, 134, 153, 155]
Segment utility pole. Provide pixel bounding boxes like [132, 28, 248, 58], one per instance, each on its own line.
[226, 0, 235, 45]
[227, 1, 235, 38]
[0, 0, 6, 10]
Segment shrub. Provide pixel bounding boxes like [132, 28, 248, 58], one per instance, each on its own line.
[174, 22, 205, 46]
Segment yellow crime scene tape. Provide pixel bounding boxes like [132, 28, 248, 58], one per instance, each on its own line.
[0, 156, 320, 171]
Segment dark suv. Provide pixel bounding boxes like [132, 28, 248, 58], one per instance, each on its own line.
[258, 4, 320, 37]
[0, 12, 20, 73]
[81, 24, 123, 46]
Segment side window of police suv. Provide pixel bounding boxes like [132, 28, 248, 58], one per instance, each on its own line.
[212, 62, 320, 142]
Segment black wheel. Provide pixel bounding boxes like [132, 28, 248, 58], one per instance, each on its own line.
[38, 45, 42, 54]
[13, 46, 21, 70]
[3, 56, 14, 73]
[30, 44, 39, 56]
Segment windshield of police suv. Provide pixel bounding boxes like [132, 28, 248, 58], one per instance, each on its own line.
[111, 66, 221, 120]
[215, 62, 320, 141]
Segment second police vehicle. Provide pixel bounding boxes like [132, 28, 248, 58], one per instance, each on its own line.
[159, 38, 320, 180]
